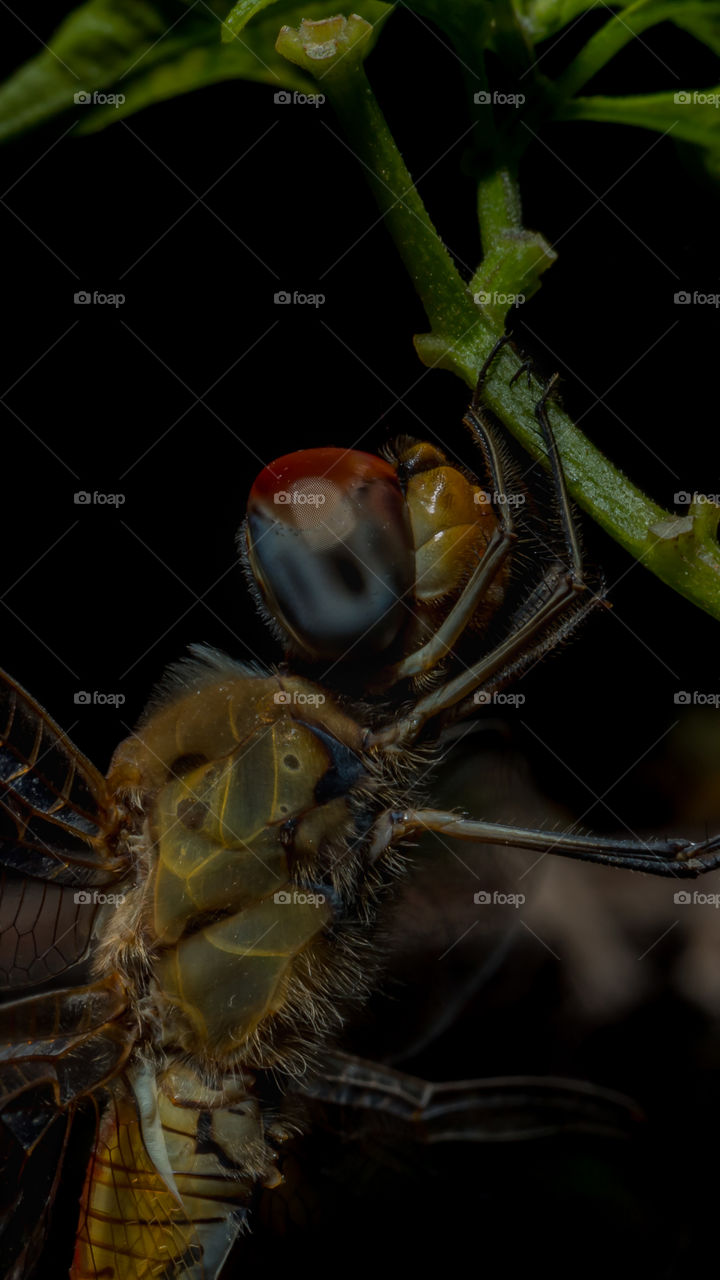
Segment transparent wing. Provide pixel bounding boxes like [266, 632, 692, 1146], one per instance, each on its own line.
[296, 1049, 642, 1142]
[0, 669, 128, 993]
[0, 668, 125, 885]
[0, 977, 135, 1280]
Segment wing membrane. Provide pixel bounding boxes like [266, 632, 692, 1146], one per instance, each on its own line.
[0, 871, 100, 991]
[0, 976, 133, 1115]
[0, 669, 126, 885]
[299, 1050, 642, 1142]
[0, 976, 135, 1279]
[0, 1105, 77, 1279]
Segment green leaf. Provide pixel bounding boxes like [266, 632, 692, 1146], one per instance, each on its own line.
[76, 39, 309, 133]
[670, 4, 720, 56]
[0, 0, 388, 142]
[514, 0, 720, 49]
[0, 1, 226, 141]
[555, 3, 720, 99]
[557, 86, 720, 158]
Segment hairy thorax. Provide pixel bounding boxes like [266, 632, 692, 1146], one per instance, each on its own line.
[93, 653, 405, 1078]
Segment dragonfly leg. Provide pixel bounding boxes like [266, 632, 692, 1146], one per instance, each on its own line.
[371, 336, 523, 692]
[368, 375, 590, 749]
[369, 807, 720, 878]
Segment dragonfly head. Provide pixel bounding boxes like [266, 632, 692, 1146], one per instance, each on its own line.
[244, 447, 414, 662]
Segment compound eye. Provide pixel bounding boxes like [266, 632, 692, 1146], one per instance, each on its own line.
[246, 448, 414, 661]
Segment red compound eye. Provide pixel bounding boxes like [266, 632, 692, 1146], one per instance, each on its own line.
[246, 448, 414, 661]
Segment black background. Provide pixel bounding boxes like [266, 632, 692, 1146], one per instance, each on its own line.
[1, 4, 720, 1277]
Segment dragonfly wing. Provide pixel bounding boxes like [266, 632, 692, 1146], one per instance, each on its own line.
[0, 976, 133, 1113]
[0, 1105, 77, 1280]
[296, 1049, 642, 1142]
[73, 1063, 262, 1280]
[0, 872, 103, 992]
[0, 977, 135, 1279]
[0, 669, 129, 994]
[0, 668, 126, 886]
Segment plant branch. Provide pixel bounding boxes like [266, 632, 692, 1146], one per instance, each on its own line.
[276, 14, 720, 621]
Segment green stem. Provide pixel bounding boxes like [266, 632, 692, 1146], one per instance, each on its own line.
[325, 63, 476, 335]
[476, 166, 523, 252]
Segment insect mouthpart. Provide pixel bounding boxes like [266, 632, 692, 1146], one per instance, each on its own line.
[245, 447, 415, 661]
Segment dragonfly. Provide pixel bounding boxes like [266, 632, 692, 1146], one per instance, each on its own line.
[1, 337, 718, 1279]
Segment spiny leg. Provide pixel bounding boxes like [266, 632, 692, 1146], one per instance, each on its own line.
[368, 567, 579, 748]
[535, 372, 583, 581]
[471, 332, 515, 410]
[369, 808, 720, 878]
[375, 371, 519, 687]
[367, 375, 587, 749]
[452, 586, 600, 722]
